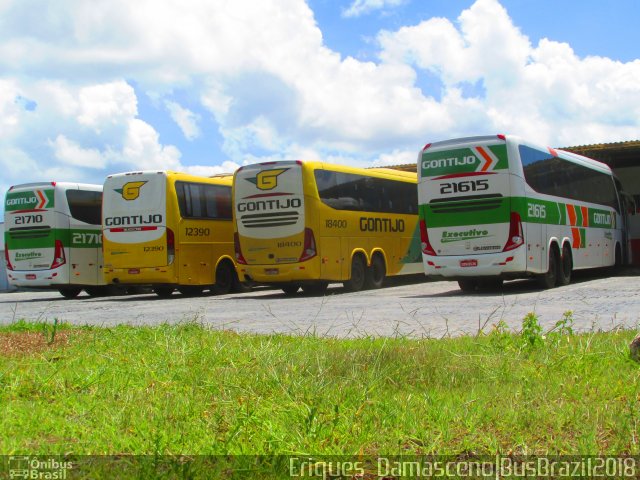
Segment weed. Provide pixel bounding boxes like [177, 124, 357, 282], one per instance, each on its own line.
[521, 312, 544, 348]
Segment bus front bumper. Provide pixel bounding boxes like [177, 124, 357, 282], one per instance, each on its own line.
[423, 248, 528, 279]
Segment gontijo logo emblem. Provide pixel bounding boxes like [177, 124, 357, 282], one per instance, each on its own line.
[115, 181, 147, 201]
[246, 168, 289, 191]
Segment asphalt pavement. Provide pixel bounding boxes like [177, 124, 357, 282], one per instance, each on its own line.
[1, 270, 638, 338]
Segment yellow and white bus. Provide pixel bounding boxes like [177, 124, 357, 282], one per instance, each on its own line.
[233, 160, 422, 294]
[103, 171, 244, 297]
[4, 182, 106, 298]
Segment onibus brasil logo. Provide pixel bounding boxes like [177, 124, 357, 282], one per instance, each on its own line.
[246, 168, 289, 191]
[115, 181, 147, 201]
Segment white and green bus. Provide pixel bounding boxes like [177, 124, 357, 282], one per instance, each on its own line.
[4, 182, 106, 298]
[418, 134, 627, 291]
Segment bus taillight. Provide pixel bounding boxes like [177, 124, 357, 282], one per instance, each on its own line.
[503, 212, 524, 252]
[51, 240, 66, 269]
[299, 228, 317, 262]
[234, 233, 247, 265]
[4, 247, 14, 271]
[419, 219, 436, 256]
[167, 228, 175, 264]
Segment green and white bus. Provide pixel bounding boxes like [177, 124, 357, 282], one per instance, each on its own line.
[418, 134, 627, 291]
[4, 182, 106, 298]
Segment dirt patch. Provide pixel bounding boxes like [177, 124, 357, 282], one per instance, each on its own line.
[0, 330, 80, 358]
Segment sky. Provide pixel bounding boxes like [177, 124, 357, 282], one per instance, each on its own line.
[1, 0, 639, 216]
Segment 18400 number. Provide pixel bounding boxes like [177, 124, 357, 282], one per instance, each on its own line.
[325, 219, 347, 229]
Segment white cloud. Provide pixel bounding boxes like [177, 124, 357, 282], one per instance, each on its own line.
[377, 0, 640, 145]
[342, 0, 406, 18]
[373, 149, 419, 167]
[165, 100, 201, 140]
[51, 135, 107, 168]
[184, 161, 240, 177]
[77, 81, 138, 131]
[122, 118, 182, 171]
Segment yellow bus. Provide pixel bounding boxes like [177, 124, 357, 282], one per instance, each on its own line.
[103, 170, 244, 297]
[233, 160, 422, 295]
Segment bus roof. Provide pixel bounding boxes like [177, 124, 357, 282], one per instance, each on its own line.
[106, 170, 233, 184]
[8, 182, 102, 191]
[237, 160, 417, 182]
[421, 134, 613, 176]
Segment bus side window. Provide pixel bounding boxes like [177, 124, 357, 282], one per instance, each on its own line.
[66, 189, 102, 225]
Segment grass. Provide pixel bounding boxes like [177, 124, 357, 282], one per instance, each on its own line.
[1, 313, 639, 461]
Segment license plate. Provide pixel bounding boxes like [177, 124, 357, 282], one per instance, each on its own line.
[128, 268, 140, 274]
[26, 274, 36, 280]
[264, 268, 279, 275]
[460, 259, 478, 268]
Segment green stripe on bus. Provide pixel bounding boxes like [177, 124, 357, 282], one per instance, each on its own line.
[421, 196, 616, 229]
[420, 197, 511, 228]
[5, 228, 102, 250]
[400, 223, 422, 264]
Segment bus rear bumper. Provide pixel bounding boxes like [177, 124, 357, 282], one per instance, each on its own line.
[6, 268, 69, 287]
[105, 266, 176, 285]
[422, 249, 527, 278]
[238, 263, 320, 284]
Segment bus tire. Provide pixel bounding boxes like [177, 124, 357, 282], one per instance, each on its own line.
[302, 282, 329, 296]
[365, 254, 386, 289]
[479, 278, 503, 290]
[154, 286, 174, 298]
[232, 273, 252, 293]
[457, 279, 478, 292]
[615, 243, 623, 269]
[557, 244, 572, 286]
[343, 255, 366, 292]
[282, 284, 300, 295]
[538, 246, 559, 289]
[214, 262, 234, 295]
[59, 287, 82, 299]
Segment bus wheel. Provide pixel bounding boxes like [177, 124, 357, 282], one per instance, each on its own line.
[614, 244, 623, 271]
[232, 274, 252, 293]
[557, 244, 572, 286]
[302, 282, 328, 296]
[479, 278, 503, 291]
[365, 255, 386, 289]
[214, 262, 234, 295]
[178, 286, 204, 296]
[154, 286, 174, 298]
[282, 284, 300, 295]
[538, 246, 559, 289]
[344, 255, 366, 292]
[457, 279, 478, 292]
[59, 287, 82, 299]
